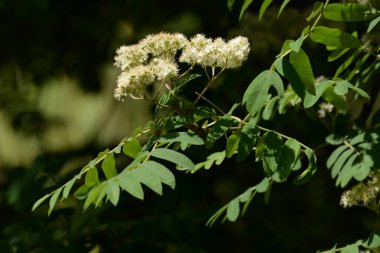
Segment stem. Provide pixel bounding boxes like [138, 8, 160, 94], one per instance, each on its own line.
[195, 91, 226, 114]
[343, 140, 359, 154]
[193, 68, 225, 106]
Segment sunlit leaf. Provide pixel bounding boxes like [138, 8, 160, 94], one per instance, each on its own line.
[259, 0, 274, 20]
[123, 138, 142, 159]
[243, 70, 283, 114]
[278, 0, 291, 18]
[306, 1, 323, 21]
[102, 153, 118, 179]
[151, 148, 194, 171]
[310, 26, 362, 48]
[289, 49, 316, 95]
[48, 188, 62, 216]
[368, 15, 380, 33]
[239, 0, 254, 20]
[226, 134, 240, 158]
[118, 173, 144, 200]
[226, 198, 240, 222]
[256, 177, 270, 193]
[324, 3, 379, 22]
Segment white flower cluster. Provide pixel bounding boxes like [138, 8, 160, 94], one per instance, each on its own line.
[340, 171, 380, 209]
[317, 102, 334, 118]
[114, 32, 250, 100]
[179, 34, 250, 69]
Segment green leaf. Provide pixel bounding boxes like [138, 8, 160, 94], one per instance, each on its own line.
[289, 50, 316, 95]
[340, 244, 359, 253]
[262, 132, 283, 176]
[293, 148, 317, 185]
[228, 0, 236, 11]
[132, 163, 163, 195]
[85, 167, 99, 187]
[275, 58, 305, 98]
[84, 183, 106, 210]
[342, 80, 370, 98]
[259, 0, 274, 20]
[325, 134, 344, 145]
[334, 80, 349, 95]
[48, 188, 62, 216]
[306, 1, 323, 21]
[32, 192, 53, 211]
[237, 118, 259, 161]
[262, 96, 278, 120]
[226, 198, 240, 222]
[206, 116, 236, 147]
[165, 115, 194, 130]
[256, 177, 270, 193]
[272, 138, 300, 182]
[243, 70, 283, 114]
[204, 151, 226, 170]
[144, 160, 176, 189]
[331, 149, 354, 179]
[106, 181, 120, 206]
[335, 48, 360, 77]
[324, 3, 379, 22]
[226, 134, 240, 158]
[362, 233, 380, 248]
[353, 154, 373, 181]
[328, 48, 351, 62]
[102, 153, 118, 179]
[239, 0, 254, 20]
[278, 90, 298, 114]
[368, 15, 380, 33]
[336, 152, 359, 187]
[327, 145, 348, 168]
[239, 187, 254, 202]
[310, 26, 362, 49]
[322, 86, 348, 111]
[303, 80, 333, 108]
[118, 174, 144, 200]
[158, 132, 204, 151]
[62, 177, 77, 199]
[151, 148, 195, 171]
[255, 135, 266, 161]
[74, 184, 93, 200]
[123, 138, 142, 159]
[193, 106, 216, 121]
[277, 0, 291, 18]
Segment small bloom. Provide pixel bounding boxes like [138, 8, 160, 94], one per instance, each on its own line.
[318, 102, 334, 118]
[140, 32, 188, 60]
[224, 36, 250, 69]
[149, 58, 179, 82]
[114, 65, 155, 100]
[179, 34, 250, 69]
[114, 44, 148, 71]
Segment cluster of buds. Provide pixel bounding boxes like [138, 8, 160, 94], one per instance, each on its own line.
[114, 32, 250, 100]
[340, 171, 380, 212]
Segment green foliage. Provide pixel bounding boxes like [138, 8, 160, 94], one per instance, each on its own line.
[327, 130, 379, 188]
[29, 0, 380, 252]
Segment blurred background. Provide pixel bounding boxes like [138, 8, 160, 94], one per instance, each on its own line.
[0, 0, 376, 252]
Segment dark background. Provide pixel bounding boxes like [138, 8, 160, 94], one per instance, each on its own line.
[0, 1, 376, 252]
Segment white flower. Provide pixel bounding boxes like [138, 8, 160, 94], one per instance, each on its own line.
[318, 102, 334, 118]
[114, 65, 155, 100]
[179, 34, 250, 69]
[150, 58, 179, 82]
[140, 32, 188, 60]
[224, 36, 250, 69]
[114, 44, 148, 71]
